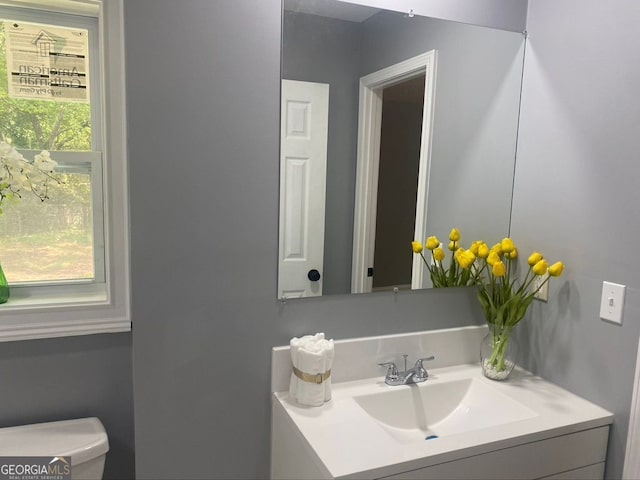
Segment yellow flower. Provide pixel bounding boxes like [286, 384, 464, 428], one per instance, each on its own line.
[528, 252, 543, 266]
[487, 250, 501, 266]
[491, 243, 503, 256]
[477, 242, 490, 259]
[508, 248, 518, 259]
[448, 240, 458, 251]
[492, 261, 507, 277]
[465, 249, 477, 266]
[411, 241, 423, 254]
[500, 237, 515, 254]
[549, 261, 564, 277]
[533, 259, 549, 276]
[449, 228, 461, 242]
[469, 241, 480, 255]
[425, 236, 440, 250]
[433, 247, 445, 262]
[456, 249, 476, 269]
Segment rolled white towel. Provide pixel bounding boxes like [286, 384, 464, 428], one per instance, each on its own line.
[289, 333, 334, 406]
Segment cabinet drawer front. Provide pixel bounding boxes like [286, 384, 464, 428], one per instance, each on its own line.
[539, 462, 605, 480]
[380, 427, 609, 480]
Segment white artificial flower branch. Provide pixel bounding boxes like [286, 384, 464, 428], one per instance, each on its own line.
[0, 141, 59, 211]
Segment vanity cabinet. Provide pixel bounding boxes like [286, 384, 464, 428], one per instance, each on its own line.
[381, 426, 609, 480]
[270, 328, 613, 480]
[272, 396, 609, 480]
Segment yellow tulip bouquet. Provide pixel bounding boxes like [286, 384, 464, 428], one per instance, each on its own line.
[413, 229, 564, 379]
[471, 238, 564, 378]
[411, 228, 478, 288]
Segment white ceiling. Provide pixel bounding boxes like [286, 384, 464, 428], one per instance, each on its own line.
[283, 0, 381, 23]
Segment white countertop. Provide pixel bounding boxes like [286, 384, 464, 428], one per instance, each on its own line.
[273, 364, 613, 479]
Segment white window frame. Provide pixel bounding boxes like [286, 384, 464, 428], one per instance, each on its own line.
[0, 0, 130, 341]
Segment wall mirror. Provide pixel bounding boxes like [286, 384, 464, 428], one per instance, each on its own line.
[278, 0, 525, 299]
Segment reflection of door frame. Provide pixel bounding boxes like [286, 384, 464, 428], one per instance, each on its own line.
[351, 50, 437, 294]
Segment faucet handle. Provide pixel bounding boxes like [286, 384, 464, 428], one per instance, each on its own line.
[378, 362, 399, 380]
[414, 356, 435, 379]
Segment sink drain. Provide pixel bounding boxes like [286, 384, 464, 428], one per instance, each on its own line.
[425, 435, 439, 440]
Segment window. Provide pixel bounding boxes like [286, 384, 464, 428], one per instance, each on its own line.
[0, 12, 102, 284]
[0, 1, 129, 341]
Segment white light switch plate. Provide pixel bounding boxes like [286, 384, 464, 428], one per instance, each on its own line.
[600, 281, 626, 325]
[534, 273, 549, 302]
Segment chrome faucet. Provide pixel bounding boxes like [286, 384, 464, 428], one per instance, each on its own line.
[378, 354, 435, 386]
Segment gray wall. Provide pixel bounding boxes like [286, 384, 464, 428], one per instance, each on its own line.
[126, 1, 484, 478]
[0, 333, 134, 479]
[512, 0, 640, 478]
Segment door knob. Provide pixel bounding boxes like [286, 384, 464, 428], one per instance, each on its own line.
[307, 269, 321, 282]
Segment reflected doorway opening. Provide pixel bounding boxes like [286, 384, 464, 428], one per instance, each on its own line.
[351, 51, 437, 294]
[372, 75, 425, 291]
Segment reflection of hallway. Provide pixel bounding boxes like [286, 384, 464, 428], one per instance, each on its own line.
[373, 75, 425, 290]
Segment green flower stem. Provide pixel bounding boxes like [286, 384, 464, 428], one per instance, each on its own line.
[416, 245, 479, 288]
[519, 267, 539, 294]
[512, 266, 532, 294]
[488, 326, 512, 371]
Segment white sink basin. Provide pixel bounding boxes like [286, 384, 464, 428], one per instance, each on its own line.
[273, 364, 613, 479]
[353, 377, 537, 443]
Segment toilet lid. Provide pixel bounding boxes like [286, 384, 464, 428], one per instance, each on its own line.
[0, 417, 109, 466]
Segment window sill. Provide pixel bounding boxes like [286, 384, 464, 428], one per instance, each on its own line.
[0, 284, 131, 342]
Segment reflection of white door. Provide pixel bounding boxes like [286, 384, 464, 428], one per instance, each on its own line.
[278, 80, 329, 299]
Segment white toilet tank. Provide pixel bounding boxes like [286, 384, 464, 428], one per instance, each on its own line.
[0, 417, 109, 480]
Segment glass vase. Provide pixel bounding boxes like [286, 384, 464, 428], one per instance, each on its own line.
[0, 264, 9, 304]
[480, 324, 518, 381]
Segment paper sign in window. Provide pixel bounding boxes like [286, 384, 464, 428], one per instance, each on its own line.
[4, 21, 89, 103]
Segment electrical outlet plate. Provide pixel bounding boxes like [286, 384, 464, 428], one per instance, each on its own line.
[600, 281, 626, 325]
[533, 273, 549, 302]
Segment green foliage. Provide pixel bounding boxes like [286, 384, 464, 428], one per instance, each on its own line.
[417, 249, 478, 288]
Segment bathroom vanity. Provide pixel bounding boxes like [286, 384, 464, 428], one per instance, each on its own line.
[271, 327, 613, 479]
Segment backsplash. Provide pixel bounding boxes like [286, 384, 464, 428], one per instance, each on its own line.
[271, 325, 488, 392]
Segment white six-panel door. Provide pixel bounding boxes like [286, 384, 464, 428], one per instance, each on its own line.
[278, 80, 329, 299]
